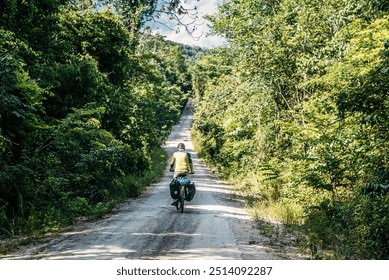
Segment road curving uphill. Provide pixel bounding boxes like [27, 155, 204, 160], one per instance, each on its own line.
[1, 100, 300, 260]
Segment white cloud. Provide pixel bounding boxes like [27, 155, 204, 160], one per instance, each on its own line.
[146, 0, 226, 48]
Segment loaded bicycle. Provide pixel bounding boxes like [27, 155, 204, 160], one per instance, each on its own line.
[169, 143, 196, 213]
[175, 177, 189, 213]
[169, 175, 196, 213]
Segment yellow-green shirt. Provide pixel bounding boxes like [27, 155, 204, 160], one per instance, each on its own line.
[170, 151, 193, 173]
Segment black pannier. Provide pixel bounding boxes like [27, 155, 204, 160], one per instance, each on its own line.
[185, 183, 196, 201]
[169, 179, 196, 201]
[169, 179, 180, 199]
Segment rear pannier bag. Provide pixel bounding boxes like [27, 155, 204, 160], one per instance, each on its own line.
[169, 179, 196, 201]
[169, 179, 180, 199]
[185, 183, 196, 201]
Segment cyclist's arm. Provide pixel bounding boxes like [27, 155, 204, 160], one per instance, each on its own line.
[170, 154, 176, 170]
[186, 153, 194, 174]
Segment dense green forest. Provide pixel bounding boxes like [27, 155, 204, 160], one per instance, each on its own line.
[192, 0, 388, 259]
[1, 0, 388, 260]
[0, 0, 196, 242]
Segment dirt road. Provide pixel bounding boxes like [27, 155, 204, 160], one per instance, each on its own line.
[1, 100, 298, 260]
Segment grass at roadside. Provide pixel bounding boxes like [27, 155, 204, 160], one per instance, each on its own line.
[123, 147, 168, 198]
[0, 146, 169, 256]
[191, 127, 309, 257]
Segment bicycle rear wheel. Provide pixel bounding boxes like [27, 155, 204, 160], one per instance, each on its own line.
[175, 200, 180, 210]
[180, 196, 184, 213]
[178, 186, 185, 213]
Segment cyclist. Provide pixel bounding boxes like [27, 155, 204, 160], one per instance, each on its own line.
[169, 143, 194, 206]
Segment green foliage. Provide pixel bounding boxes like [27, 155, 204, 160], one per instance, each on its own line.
[0, 1, 191, 240]
[192, 0, 389, 259]
[304, 194, 389, 259]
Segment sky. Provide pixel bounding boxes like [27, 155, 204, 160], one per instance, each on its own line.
[145, 0, 227, 49]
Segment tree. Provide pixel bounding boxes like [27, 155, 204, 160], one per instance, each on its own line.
[0, 1, 190, 238]
[192, 0, 389, 258]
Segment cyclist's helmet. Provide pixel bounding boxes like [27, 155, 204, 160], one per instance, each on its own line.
[177, 143, 185, 150]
